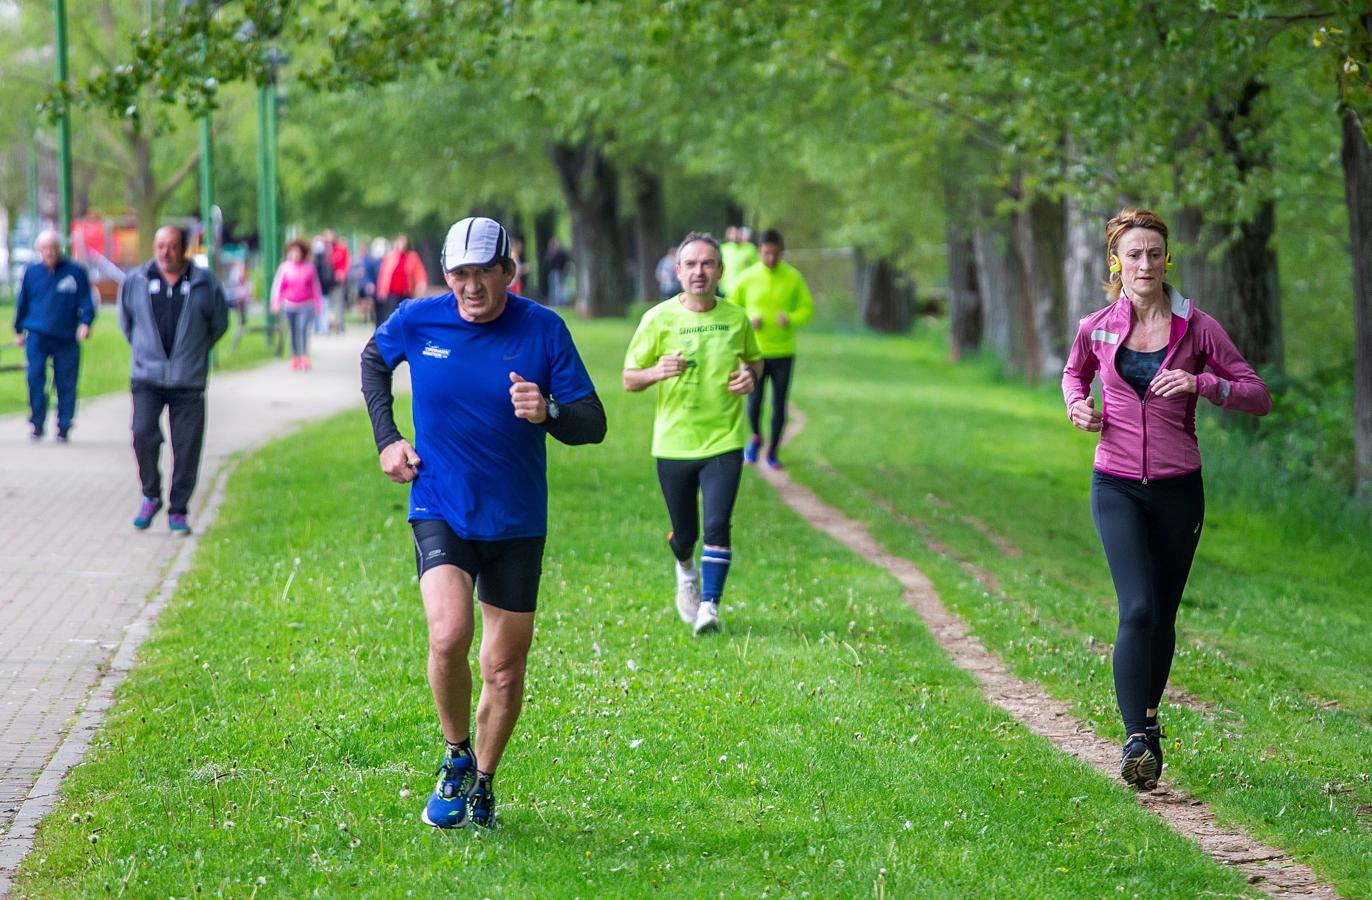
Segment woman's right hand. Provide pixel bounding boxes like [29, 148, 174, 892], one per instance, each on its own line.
[1070, 397, 1103, 432]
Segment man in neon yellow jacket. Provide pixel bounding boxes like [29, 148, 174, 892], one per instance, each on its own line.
[728, 229, 814, 468]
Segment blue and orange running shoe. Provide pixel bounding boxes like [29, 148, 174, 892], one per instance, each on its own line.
[468, 776, 497, 829]
[743, 435, 762, 464]
[421, 752, 477, 829]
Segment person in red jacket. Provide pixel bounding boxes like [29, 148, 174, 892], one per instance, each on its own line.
[375, 233, 428, 327]
[1062, 207, 1270, 791]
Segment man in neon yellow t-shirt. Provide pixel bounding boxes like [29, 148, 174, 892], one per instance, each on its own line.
[728, 229, 814, 468]
[624, 232, 762, 635]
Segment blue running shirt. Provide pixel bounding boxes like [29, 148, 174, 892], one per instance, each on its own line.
[374, 293, 596, 539]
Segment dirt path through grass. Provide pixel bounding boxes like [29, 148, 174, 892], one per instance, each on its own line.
[760, 406, 1338, 898]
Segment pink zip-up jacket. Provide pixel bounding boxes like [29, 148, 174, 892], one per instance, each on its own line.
[1062, 287, 1271, 483]
[269, 259, 323, 315]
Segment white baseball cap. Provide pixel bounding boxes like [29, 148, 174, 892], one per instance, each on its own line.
[441, 216, 512, 272]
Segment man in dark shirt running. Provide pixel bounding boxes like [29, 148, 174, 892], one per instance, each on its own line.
[361, 216, 606, 829]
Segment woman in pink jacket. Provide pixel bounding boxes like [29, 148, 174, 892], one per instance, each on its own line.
[271, 238, 324, 371]
[1062, 208, 1270, 791]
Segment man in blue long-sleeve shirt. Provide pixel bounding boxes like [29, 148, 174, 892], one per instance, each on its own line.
[13, 230, 94, 441]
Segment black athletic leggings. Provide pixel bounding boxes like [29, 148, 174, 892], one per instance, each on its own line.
[747, 356, 794, 449]
[1091, 469, 1205, 737]
[656, 450, 744, 561]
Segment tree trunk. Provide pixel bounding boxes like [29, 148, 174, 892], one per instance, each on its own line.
[945, 180, 981, 361]
[124, 121, 202, 261]
[1013, 193, 1066, 378]
[724, 201, 746, 231]
[129, 126, 159, 260]
[1342, 107, 1372, 501]
[631, 168, 664, 303]
[1063, 193, 1105, 343]
[74, 164, 96, 218]
[972, 207, 1029, 373]
[1173, 77, 1284, 375]
[533, 208, 557, 301]
[1174, 202, 1283, 373]
[549, 140, 627, 317]
[854, 251, 914, 333]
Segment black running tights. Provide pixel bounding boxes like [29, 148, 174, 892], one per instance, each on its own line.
[656, 450, 744, 561]
[1090, 469, 1205, 737]
[746, 355, 794, 450]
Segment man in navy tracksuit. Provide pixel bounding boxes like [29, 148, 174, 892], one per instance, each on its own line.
[13, 230, 95, 442]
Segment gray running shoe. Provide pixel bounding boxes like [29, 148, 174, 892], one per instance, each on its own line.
[693, 600, 721, 635]
[675, 561, 701, 624]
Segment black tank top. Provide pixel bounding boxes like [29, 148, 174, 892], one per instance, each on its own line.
[1117, 347, 1166, 399]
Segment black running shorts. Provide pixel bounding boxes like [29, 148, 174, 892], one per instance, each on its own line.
[411, 519, 546, 613]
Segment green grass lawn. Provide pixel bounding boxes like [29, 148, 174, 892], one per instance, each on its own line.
[0, 305, 279, 417]
[13, 321, 1257, 898]
[780, 325, 1372, 897]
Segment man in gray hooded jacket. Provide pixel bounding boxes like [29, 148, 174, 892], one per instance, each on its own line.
[118, 225, 229, 534]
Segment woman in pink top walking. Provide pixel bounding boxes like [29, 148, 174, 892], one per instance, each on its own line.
[1062, 208, 1270, 791]
[270, 238, 324, 371]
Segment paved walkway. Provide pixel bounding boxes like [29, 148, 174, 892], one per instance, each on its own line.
[0, 329, 387, 890]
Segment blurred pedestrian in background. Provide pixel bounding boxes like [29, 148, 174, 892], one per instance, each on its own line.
[271, 238, 324, 371]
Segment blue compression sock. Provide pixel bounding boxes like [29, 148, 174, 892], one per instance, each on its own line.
[700, 547, 732, 602]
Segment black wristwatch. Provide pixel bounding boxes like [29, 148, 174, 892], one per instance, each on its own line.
[545, 397, 561, 421]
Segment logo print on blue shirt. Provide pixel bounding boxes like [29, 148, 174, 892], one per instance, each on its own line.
[422, 341, 452, 360]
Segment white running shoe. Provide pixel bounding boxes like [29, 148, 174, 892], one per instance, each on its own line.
[693, 600, 721, 635]
[675, 562, 701, 624]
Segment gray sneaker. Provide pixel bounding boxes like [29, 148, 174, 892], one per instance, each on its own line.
[675, 562, 700, 624]
[693, 600, 720, 635]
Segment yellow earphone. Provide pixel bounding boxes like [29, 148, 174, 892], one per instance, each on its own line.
[1109, 253, 1174, 273]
